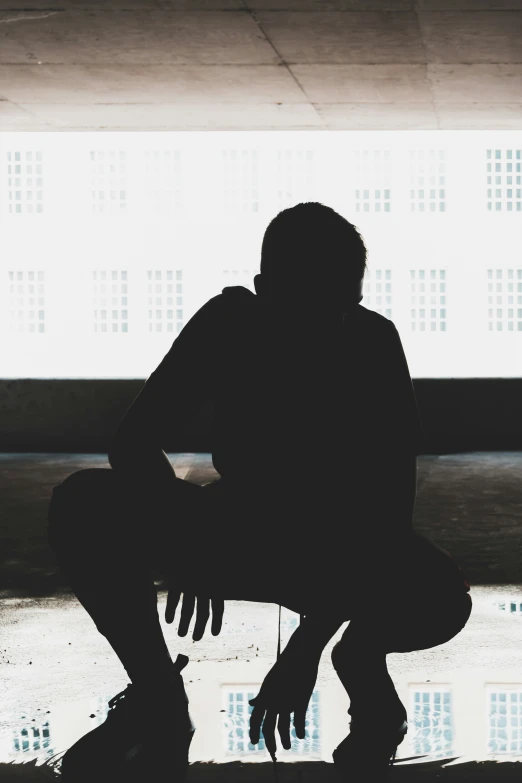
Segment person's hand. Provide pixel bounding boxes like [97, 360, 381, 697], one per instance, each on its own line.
[249, 648, 319, 758]
[165, 586, 224, 641]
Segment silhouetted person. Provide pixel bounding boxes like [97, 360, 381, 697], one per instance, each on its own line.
[48, 203, 471, 782]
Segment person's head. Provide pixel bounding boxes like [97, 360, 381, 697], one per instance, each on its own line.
[254, 202, 367, 313]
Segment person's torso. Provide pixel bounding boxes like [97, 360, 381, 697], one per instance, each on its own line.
[210, 286, 399, 501]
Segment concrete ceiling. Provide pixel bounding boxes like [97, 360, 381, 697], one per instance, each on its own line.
[1, 0, 521, 131]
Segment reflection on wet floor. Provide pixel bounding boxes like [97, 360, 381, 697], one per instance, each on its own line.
[495, 598, 522, 617]
[4, 668, 522, 767]
[2, 587, 522, 769]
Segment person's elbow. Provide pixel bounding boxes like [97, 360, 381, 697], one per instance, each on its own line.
[108, 434, 130, 472]
[108, 425, 142, 473]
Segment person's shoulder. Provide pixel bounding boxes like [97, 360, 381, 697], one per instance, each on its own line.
[192, 286, 255, 318]
[353, 303, 397, 333]
[187, 286, 257, 334]
[219, 285, 258, 317]
[221, 285, 257, 304]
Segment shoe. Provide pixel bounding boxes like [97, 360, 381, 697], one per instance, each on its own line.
[331, 639, 408, 780]
[60, 654, 195, 783]
[333, 712, 408, 782]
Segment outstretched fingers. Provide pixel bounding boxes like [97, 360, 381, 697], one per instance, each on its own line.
[294, 706, 307, 740]
[262, 710, 278, 759]
[192, 597, 210, 641]
[165, 587, 181, 625]
[278, 712, 292, 751]
[249, 698, 265, 746]
[211, 598, 225, 636]
[178, 593, 196, 637]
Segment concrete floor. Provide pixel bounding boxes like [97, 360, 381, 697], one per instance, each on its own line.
[1, 586, 522, 774]
[1, 452, 522, 777]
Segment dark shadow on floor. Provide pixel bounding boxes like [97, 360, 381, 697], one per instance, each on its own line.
[2, 759, 522, 782]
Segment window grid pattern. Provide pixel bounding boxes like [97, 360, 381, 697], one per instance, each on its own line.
[362, 269, 392, 319]
[90, 150, 127, 213]
[93, 270, 128, 333]
[496, 600, 522, 616]
[487, 149, 522, 212]
[222, 268, 259, 294]
[409, 149, 446, 213]
[410, 269, 447, 332]
[354, 149, 392, 213]
[276, 149, 315, 210]
[488, 690, 522, 754]
[144, 150, 183, 216]
[224, 690, 267, 754]
[12, 721, 52, 758]
[223, 689, 320, 756]
[147, 269, 183, 334]
[410, 689, 453, 758]
[7, 151, 43, 214]
[8, 271, 45, 333]
[487, 269, 522, 332]
[223, 150, 259, 214]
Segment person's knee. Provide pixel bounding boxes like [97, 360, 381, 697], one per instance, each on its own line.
[331, 640, 344, 671]
[48, 468, 114, 554]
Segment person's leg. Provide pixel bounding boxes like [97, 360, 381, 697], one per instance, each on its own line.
[48, 467, 223, 781]
[48, 468, 182, 690]
[330, 539, 472, 775]
[332, 586, 471, 721]
[48, 469, 293, 683]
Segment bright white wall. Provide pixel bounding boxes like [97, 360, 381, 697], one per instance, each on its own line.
[1, 130, 521, 379]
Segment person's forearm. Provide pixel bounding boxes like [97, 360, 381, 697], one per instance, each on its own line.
[285, 613, 346, 660]
[109, 438, 179, 495]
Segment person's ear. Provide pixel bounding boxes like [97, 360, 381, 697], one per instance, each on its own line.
[254, 273, 272, 299]
[356, 278, 363, 304]
[343, 278, 363, 309]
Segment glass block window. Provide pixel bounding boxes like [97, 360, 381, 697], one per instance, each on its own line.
[354, 149, 392, 213]
[144, 150, 183, 216]
[409, 688, 453, 758]
[487, 690, 522, 754]
[409, 149, 446, 213]
[486, 149, 522, 212]
[495, 599, 522, 616]
[8, 270, 45, 334]
[276, 149, 315, 210]
[222, 268, 259, 293]
[12, 721, 52, 759]
[362, 268, 392, 319]
[90, 150, 127, 214]
[288, 690, 321, 755]
[487, 269, 522, 332]
[6, 151, 44, 214]
[223, 689, 267, 755]
[147, 269, 183, 334]
[410, 269, 447, 332]
[222, 150, 259, 214]
[222, 688, 320, 757]
[93, 270, 128, 333]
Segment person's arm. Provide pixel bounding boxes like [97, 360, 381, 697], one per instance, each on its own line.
[386, 321, 424, 520]
[249, 611, 345, 756]
[108, 294, 223, 493]
[108, 295, 226, 641]
[369, 320, 424, 537]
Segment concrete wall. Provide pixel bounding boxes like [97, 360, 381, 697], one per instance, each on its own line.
[1, 377, 521, 453]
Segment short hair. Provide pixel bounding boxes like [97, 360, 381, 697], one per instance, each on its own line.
[260, 202, 367, 293]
